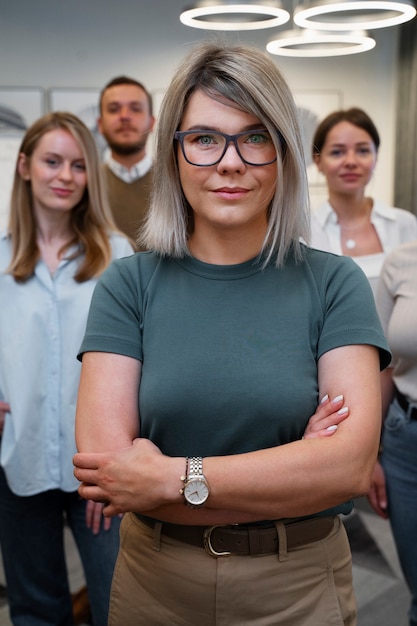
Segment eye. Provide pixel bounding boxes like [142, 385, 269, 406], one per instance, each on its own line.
[245, 132, 270, 145]
[45, 158, 59, 166]
[73, 161, 86, 172]
[194, 134, 219, 146]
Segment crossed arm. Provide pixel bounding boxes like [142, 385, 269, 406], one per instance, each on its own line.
[74, 344, 381, 525]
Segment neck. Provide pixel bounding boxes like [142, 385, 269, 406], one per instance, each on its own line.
[111, 149, 146, 170]
[188, 226, 266, 265]
[35, 210, 73, 245]
[328, 193, 373, 226]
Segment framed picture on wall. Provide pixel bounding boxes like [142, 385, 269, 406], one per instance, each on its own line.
[0, 87, 45, 230]
[293, 90, 343, 187]
[48, 88, 106, 155]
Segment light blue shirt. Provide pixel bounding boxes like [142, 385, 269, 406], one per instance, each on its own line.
[0, 231, 133, 496]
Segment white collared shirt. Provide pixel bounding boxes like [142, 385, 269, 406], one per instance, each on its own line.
[104, 149, 152, 184]
[310, 199, 417, 294]
[0, 231, 134, 496]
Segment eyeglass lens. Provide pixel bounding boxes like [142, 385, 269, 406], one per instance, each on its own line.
[179, 130, 276, 166]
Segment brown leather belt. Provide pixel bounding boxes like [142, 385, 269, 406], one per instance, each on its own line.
[137, 514, 335, 557]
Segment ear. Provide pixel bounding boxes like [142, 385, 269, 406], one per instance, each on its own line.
[97, 116, 103, 135]
[148, 115, 156, 133]
[313, 152, 322, 171]
[17, 153, 31, 181]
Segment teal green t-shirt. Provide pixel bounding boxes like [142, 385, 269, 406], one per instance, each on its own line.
[80, 246, 390, 516]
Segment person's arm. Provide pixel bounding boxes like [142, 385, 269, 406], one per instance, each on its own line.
[367, 366, 394, 519]
[75, 351, 141, 533]
[75, 352, 141, 453]
[74, 343, 380, 524]
[366, 250, 396, 519]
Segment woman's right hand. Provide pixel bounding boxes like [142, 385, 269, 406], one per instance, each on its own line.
[303, 394, 349, 439]
[367, 460, 388, 519]
[0, 401, 10, 435]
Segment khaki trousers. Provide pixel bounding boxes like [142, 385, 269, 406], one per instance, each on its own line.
[109, 513, 356, 626]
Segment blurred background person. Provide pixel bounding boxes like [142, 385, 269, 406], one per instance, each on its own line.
[98, 76, 155, 245]
[367, 239, 417, 626]
[310, 107, 417, 293]
[0, 111, 133, 626]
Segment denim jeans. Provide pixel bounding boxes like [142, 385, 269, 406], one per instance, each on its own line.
[0, 465, 121, 626]
[381, 398, 417, 626]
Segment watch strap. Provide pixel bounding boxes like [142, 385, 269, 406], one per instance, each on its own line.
[188, 456, 204, 478]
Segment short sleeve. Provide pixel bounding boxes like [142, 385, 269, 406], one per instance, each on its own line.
[311, 252, 391, 370]
[78, 253, 155, 361]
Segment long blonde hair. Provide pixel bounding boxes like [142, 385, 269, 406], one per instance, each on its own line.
[141, 42, 310, 267]
[7, 111, 121, 282]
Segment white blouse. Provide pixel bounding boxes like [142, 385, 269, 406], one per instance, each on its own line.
[310, 199, 417, 294]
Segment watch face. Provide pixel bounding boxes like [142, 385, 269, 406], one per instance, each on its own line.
[184, 478, 209, 506]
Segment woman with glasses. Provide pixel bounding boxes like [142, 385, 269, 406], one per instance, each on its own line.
[73, 43, 390, 626]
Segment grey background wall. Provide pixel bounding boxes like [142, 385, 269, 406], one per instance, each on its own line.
[0, 0, 402, 228]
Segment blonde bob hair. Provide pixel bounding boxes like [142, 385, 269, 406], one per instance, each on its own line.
[141, 42, 310, 267]
[7, 111, 121, 282]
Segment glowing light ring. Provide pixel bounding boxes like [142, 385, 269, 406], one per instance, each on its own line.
[294, 1, 416, 31]
[179, 4, 290, 30]
[266, 33, 376, 57]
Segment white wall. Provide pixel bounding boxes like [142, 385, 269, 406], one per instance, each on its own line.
[0, 0, 401, 228]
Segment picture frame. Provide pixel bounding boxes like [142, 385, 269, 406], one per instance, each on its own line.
[47, 88, 106, 155]
[0, 87, 45, 230]
[293, 90, 343, 186]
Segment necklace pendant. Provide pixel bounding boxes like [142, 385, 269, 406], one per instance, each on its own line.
[345, 238, 356, 250]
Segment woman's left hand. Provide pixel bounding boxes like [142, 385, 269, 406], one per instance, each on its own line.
[0, 401, 11, 435]
[85, 499, 115, 534]
[303, 394, 349, 439]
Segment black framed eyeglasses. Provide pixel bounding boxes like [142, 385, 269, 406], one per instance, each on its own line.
[174, 129, 278, 167]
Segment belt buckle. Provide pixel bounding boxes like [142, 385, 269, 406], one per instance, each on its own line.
[203, 525, 232, 557]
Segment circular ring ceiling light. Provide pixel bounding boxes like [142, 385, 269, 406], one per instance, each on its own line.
[266, 30, 376, 57]
[179, 4, 290, 30]
[294, 1, 416, 31]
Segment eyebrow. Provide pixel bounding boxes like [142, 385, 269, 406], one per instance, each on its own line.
[328, 141, 372, 147]
[43, 151, 85, 161]
[106, 100, 144, 107]
[180, 124, 268, 132]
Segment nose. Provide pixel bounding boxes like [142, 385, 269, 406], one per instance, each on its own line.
[58, 161, 73, 181]
[217, 140, 246, 172]
[119, 105, 131, 120]
[344, 149, 358, 167]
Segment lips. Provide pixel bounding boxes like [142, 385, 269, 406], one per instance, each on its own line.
[51, 188, 73, 197]
[213, 187, 249, 199]
[340, 174, 360, 182]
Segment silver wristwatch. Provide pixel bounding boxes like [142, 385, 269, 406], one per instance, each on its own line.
[180, 456, 210, 508]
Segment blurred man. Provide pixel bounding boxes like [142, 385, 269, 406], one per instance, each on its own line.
[98, 76, 155, 245]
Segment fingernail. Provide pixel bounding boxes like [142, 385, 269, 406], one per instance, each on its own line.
[326, 425, 338, 431]
[320, 394, 329, 404]
[337, 406, 348, 415]
[332, 394, 344, 404]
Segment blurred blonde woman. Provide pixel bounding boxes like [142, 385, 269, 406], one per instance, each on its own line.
[0, 111, 133, 626]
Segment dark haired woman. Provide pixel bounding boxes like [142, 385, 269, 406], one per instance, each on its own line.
[310, 107, 417, 293]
